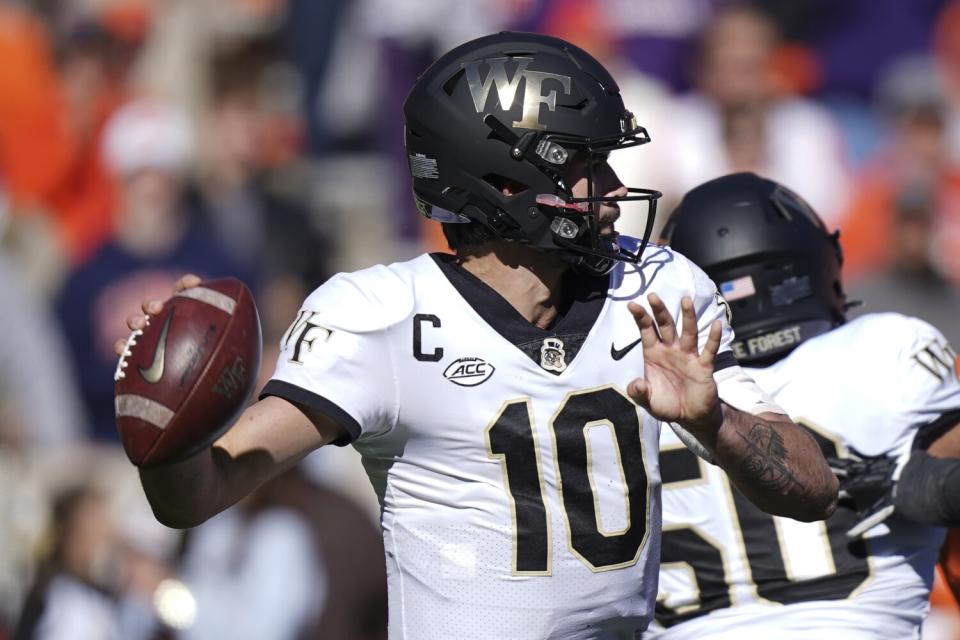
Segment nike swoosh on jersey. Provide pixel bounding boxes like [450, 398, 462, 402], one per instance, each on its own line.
[139, 309, 173, 384]
[610, 337, 642, 361]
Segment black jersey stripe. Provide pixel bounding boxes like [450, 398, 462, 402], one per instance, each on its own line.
[260, 379, 361, 446]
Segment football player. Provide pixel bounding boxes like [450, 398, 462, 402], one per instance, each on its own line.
[116, 35, 836, 639]
[651, 172, 960, 639]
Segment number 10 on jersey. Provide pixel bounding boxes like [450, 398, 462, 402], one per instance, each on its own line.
[486, 386, 653, 574]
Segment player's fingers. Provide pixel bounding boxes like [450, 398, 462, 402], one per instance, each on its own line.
[126, 313, 148, 331]
[141, 299, 163, 315]
[627, 377, 651, 409]
[628, 302, 660, 349]
[173, 273, 202, 292]
[647, 293, 676, 344]
[698, 319, 722, 365]
[679, 297, 698, 353]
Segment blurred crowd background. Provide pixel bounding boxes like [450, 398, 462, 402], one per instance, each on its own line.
[2, 0, 960, 638]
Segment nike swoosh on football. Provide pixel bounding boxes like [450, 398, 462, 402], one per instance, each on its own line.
[139, 309, 174, 384]
[610, 337, 642, 361]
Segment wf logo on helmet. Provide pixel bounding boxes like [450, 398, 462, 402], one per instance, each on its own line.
[462, 57, 571, 131]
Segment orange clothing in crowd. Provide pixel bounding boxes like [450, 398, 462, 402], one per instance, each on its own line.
[933, 564, 959, 611]
[46, 99, 120, 265]
[838, 164, 960, 283]
[0, 7, 74, 206]
[0, 6, 118, 263]
[835, 170, 892, 280]
[930, 530, 960, 640]
[941, 529, 960, 606]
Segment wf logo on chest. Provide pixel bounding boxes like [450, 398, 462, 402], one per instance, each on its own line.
[462, 57, 572, 131]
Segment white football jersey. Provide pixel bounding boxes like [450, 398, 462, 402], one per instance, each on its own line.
[263, 240, 766, 640]
[651, 313, 960, 640]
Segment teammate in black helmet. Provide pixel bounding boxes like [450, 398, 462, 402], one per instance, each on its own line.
[662, 171, 847, 365]
[115, 37, 836, 639]
[654, 172, 960, 639]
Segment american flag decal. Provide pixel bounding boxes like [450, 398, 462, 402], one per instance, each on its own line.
[719, 275, 756, 302]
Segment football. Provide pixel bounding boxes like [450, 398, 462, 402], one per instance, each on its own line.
[114, 278, 261, 467]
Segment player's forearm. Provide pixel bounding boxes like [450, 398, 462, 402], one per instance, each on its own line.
[138, 440, 297, 528]
[138, 398, 326, 528]
[138, 446, 227, 528]
[703, 405, 838, 521]
[893, 451, 960, 526]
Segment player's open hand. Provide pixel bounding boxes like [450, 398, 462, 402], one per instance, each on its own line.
[626, 294, 723, 433]
[113, 274, 202, 356]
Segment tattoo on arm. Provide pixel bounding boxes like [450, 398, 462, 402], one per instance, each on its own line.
[737, 423, 800, 493]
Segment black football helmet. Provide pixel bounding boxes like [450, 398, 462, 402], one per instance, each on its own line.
[403, 32, 661, 276]
[662, 173, 847, 365]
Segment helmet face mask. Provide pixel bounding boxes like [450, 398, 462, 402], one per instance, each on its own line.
[404, 32, 662, 276]
[662, 172, 847, 365]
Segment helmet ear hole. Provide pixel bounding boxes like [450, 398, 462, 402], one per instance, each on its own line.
[483, 174, 528, 196]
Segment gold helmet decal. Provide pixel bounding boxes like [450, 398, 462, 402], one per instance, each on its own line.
[462, 57, 572, 130]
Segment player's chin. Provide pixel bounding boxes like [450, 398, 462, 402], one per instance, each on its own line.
[597, 218, 619, 240]
[597, 205, 620, 231]
[598, 228, 619, 242]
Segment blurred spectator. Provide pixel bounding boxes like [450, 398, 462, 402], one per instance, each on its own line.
[190, 43, 332, 294]
[617, 4, 852, 237]
[177, 467, 386, 640]
[0, 4, 81, 294]
[284, 0, 350, 154]
[840, 56, 960, 287]
[582, 0, 721, 91]
[324, 0, 524, 243]
[14, 484, 164, 640]
[757, 0, 950, 99]
[0, 3, 142, 288]
[848, 184, 960, 348]
[47, 19, 133, 266]
[934, 2, 960, 169]
[0, 4, 73, 216]
[55, 98, 250, 441]
[0, 252, 85, 449]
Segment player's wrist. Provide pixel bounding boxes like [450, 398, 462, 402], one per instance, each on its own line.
[677, 399, 723, 446]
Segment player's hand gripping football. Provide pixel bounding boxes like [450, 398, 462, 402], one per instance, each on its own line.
[626, 294, 723, 435]
[114, 274, 203, 354]
[113, 273, 261, 467]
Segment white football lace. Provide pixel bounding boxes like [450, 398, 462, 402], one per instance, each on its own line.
[113, 316, 149, 382]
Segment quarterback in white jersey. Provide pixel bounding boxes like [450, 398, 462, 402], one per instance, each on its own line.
[654, 173, 960, 640]
[265, 239, 745, 638]
[113, 37, 837, 640]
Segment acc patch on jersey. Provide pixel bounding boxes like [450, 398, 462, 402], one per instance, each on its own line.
[443, 357, 495, 386]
